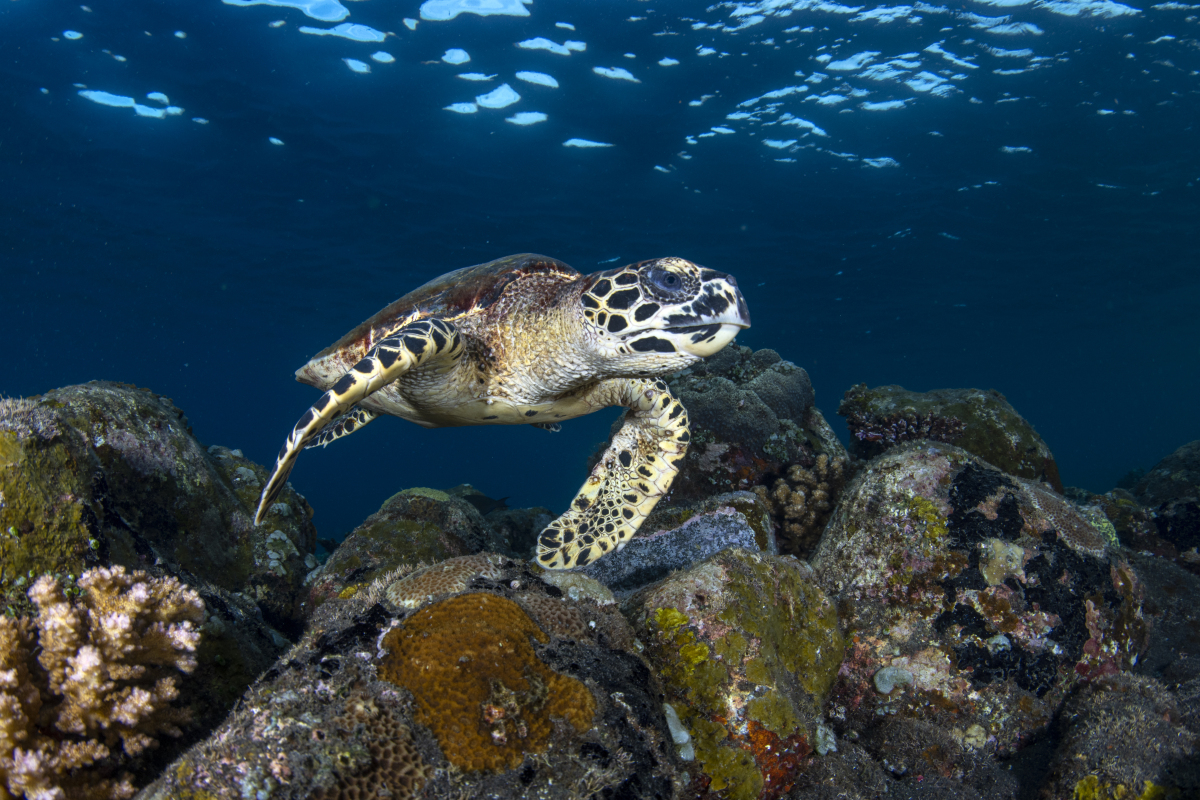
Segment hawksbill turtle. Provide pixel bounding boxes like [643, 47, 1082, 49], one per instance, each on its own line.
[254, 253, 750, 569]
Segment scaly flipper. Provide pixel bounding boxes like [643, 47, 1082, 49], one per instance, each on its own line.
[305, 405, 379, 449]
[254, 318, 462, 525]
[536, 377, 689, 569]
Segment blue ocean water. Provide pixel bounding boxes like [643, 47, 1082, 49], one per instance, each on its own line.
[2, 0, 1197, 541]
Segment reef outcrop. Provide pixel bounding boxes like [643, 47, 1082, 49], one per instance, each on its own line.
[7, 371, 1200, 799]
[838, 383, 1062, 490]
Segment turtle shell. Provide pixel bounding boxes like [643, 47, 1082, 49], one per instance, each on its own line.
[313, 253, 579, 361]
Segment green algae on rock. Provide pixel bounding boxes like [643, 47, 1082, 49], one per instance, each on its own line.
[0, 383, 316, 633]
[625, 548, 844, 799]
[811, 441, 1147, 757]
[838, 383, 1062, 491]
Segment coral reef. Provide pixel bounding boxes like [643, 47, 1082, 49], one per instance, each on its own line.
[838, 384, 1062, 490]
[310, 698, 434, 800]
[812, 442, 1145, 757]
[0, 383, 316, 634]
[19, 372, 1200, 799]
[753, 453, 851, 558]
[626, 548, 844, 800]
[139, 558, 682, 799]
[0, 566, 203, 800]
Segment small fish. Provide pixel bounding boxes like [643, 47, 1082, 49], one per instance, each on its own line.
[598, 256, 621, 264]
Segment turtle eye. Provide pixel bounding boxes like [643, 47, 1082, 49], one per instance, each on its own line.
[647, 267, 683, 293]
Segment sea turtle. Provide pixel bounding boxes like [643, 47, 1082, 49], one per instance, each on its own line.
[254, 253, 750, 569]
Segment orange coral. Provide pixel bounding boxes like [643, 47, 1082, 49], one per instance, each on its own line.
[745, 721, 812, 800]
[377, 593, 595, 772]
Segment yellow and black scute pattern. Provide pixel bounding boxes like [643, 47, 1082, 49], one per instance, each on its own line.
[536, 377, 691, 569]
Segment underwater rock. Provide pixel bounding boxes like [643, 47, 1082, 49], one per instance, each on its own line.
[0, 383, 316, 633]
[485, 505, 555, 560]
[812, 441, 1146, 757]
[1133, 440, 1200, 557]
[578, 491, 777, 595]
[1037, 673, 1199, 798]
[0, 385, 304, 788]
[1089, 488, 1171, 556]
[625, 548, 844, 800]
[591, 345, 845, 505]
[1133, 439, 1200, 507]
[139, 557, 683, 799]
[787, 734, 1017, 800]
[446, 483, 512, 515]
[1126, 551, 1200, 686]
[304, 487, 505, 610]
[838, 384, 1062, 491]
[786, 719, 1019, 800]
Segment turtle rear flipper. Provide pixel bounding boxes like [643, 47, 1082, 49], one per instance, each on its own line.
[254, 318, 462, 525]
[536, 377, 689, 569]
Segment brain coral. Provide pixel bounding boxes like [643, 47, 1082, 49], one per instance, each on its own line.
[377, 592, 596, 772]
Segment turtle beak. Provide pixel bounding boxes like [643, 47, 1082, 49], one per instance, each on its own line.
[669, 271, 750, 357]
[725, 275, 751, 328]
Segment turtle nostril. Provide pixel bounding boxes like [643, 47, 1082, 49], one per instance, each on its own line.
[726, 275, 738, 287]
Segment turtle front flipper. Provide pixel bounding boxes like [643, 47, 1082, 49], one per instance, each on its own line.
[536, 378, 689, 569]
[254, 318, 462, 525]
[305, 405, 379, 449]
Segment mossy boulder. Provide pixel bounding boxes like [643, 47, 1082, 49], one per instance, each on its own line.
[304, 487, 508, 610]
[1037, 673, 1198, 798]
[1133, 440, 1200, 507]
[624, 548, 844, 800]
[0, 383, 316, 632]
[838, 384, 1062, 491]
[812, 441, 1146, 757]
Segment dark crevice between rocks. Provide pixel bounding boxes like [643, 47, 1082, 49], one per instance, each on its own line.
[537, 639, 673, 800]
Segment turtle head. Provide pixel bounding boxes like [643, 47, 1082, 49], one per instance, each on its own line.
[581, 257, 750, 368]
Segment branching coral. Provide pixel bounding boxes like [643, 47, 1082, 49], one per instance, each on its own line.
[0, 566, 204, 800]
[753, 454, 850, 558]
